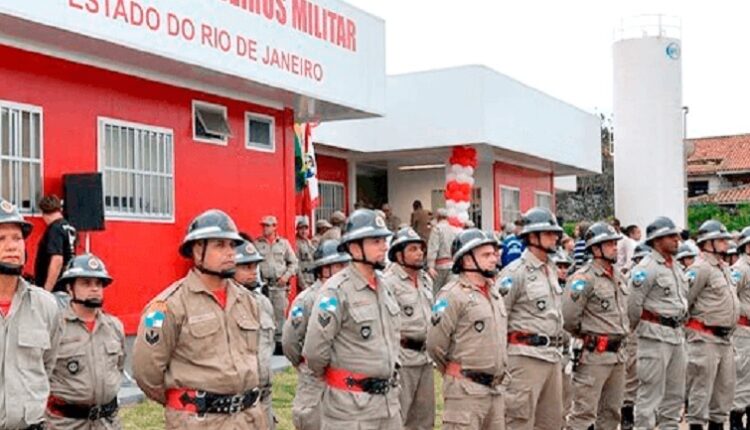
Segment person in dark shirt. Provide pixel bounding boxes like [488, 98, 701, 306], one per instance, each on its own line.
[35, 195, 77, 291]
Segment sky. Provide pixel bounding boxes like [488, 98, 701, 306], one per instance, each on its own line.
[346, 0, 750, 139]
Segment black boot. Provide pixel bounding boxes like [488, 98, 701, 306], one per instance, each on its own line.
[621, 405, 634, 430]
[708, 421, 725, 430]
[586, 426, 594, 430]
[731, 410, 745, 430]
[690, 425, 704, 430]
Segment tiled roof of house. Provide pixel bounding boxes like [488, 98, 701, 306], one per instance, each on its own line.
[688, 184, 750, 205]
[687, 134, 750, 176]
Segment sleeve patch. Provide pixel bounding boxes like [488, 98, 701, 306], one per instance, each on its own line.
[632, 270, 647, 286]
[291, 305, 304, 318]
[686, 270, 696, 284]
[570, 279, 587, 292]
[144, 310, 166, 329]
[500, 276, 513, 289]
[732, 269, 742, 284]
[318, 296, 338, 313]
[432, 298, 449, 314]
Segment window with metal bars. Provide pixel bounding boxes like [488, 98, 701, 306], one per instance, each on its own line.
[500, 186, 521, 226]
[315, 182, 344, 228]
[0, 101, 42, 213]
[98, 118, 174, 221]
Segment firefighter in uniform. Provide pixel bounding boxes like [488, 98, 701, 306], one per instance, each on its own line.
[627, 216, 688, 430]
[677, 243, 698, 270]
[727, 241, 740, 266]
[497, 207, 564, 430]
[282, 240, 350, 430]
[562, 222, 630, 429]
[255, 215, 299, 346]
[313, 220, 332, 247]
[296, 218, 316, 292]
[319, 211, 346, 242]
[426, 208, 460, 295]
[302, 209, 402, 430]
[133, 209, 267, 429]
[0, 198, 61, 430]
[427, 228, 507, 429]
[685, 220, 740, 430]
[621, 242, 651, 430]
[47, 254, 125, 429]
[732, 227, 750, 430]
[234, 241, 277, 429]
[552, 250, 575, 422]
[385, 228, 435, 430]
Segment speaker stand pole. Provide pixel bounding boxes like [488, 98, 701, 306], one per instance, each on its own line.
[85, 233, 91, 253]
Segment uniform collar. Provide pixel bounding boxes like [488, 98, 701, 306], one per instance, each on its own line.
[258, 234, 278, 244]
[186, 269, 239, 308]
[522, 248, 549, 268]
[590, 260, 614, 277]
[702, 252, 723, 267]
[347, 264, 379, 291]
[63, 302, 103, 323]
[457, 273, 497, 298]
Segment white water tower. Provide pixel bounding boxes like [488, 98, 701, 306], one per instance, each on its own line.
[613, 15, 685, 229]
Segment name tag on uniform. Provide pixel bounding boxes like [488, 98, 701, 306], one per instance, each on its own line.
[188, 313, 217, 324]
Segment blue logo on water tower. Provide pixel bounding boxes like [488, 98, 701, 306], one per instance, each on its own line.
[666, 42, 681, 60]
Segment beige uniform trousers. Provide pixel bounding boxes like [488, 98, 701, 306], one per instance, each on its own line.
[686, 340, 736, 425]
[634, 337, 686, 430]
[292, 368, 325, 430]
[623, 333, 638, 406]
[441, 376, 505, 430]
[268, 286, 288, 343]
[504, 355, 563, 430]
[566, 362, 625, 429]
[398, 364, 435, 430]
[734, 335, 750, 410]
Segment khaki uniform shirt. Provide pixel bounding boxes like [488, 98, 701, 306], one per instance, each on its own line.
[427, 274, 507, 390]
[627, 252, 688, 345]
[499, 249, 564, 363]
[133, 270, 261, 404]
[0, 279, 61, 429]
[427, 221, 459, 270]
[563, 261, 630, 364]
[295, 238, 316, 291]
[318, 227, 342, 243]
[686, 253, 740, 344]
[255, 236, 299, 285]
[250, 289, 276, 387]
[282, 280, 323, 367]
[384, 264, 433, 367]
[410, 209, 431, 242]
[48, 306, 125, 428]
[302, 265, 401, 420]
[733, 254, 750, 338]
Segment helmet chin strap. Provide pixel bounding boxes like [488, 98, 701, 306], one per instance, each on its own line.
[527, 234, 557, 255]
[350, 241, 386, 271]
[463, 252, 498, 279]
[70, 290, 103, 309]
[0, 262, 22, 276]
[197, 240, 236, 279]
[396, 251, 426, 271]
[593, 245, 617, 264]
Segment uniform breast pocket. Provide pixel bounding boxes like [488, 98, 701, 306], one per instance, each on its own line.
[18, 329, 50, 368]
[235, 317, 260, 354]
[594, 292, 616, 314]
[54, 346, 86, 381]
[350, 304, 378, 342]
[187, 319, 222, 358]
[526, 282, 550, 313]
[656, 274, 676, 297]
[104, 340, 123, 366]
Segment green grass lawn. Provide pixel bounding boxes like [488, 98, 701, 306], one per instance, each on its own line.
[120, 367, 445, 429]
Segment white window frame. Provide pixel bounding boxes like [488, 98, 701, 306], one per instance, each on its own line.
[315, 180, 345, 230]
[244, 112, 276, 153]
[0, 99, 44, 215]
[192, 100, 229, 146]
[534, 191, 553, 210]
[500, 186, 521, 226]
[97, 117, 175, 223]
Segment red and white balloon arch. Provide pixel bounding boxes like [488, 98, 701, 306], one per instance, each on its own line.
[444, 146, 477, 228]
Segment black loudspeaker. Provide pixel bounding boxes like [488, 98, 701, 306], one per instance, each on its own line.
[63, 173, 105, 231]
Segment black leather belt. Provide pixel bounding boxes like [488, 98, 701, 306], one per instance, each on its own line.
[49, 397, 118, 420]
[641, 310, 682, 328]
[178, 388, 260, 415]
[25, 424, 45, 430]
[461, 370, 502, 387]
[508, 332, 565, 347]
[583, 334, 625, 353]
[400, 337, 426, 352]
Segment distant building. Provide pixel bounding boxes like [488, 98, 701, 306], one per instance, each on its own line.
[687, 134, 750, 206]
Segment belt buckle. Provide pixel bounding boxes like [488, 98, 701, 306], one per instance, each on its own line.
[88, 405, 102, 421]
[228, 393, 245, 415]
[537, 334, 550, 347]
